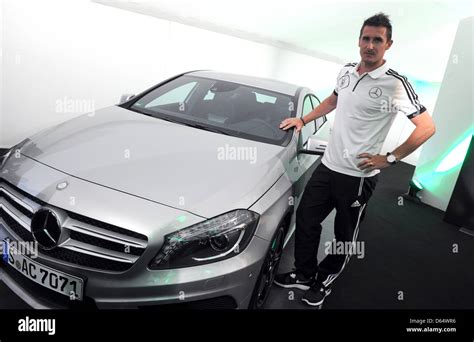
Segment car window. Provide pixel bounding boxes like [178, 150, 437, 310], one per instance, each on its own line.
[300, 96, 316, 145]
[144, 82, 197, 108]
[254, 92, 277, 104]
[130, 75, 296, 146]
[310, 95, 327, 131]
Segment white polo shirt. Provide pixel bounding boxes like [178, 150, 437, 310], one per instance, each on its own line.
[321, 60, 426, 177]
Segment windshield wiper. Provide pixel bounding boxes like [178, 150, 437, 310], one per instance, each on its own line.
[181, 122, 232, 136]
[129, 107, 232, 136]
[129, 107, 156, 118]
[130, 108, 184, 124]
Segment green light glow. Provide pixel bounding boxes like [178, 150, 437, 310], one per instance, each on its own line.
[414, 128, 473, 197]
[435, 135, 472, 173]
[164, 272, 173, 284]
[412, 179, 423, 190]
[176, 215, 187, 223]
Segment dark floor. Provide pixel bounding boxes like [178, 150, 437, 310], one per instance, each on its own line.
[1, 162, 473, 310]
[265, 162, 474, 309]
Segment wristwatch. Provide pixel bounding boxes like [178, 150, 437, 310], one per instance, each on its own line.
[386, 152, 398, 165]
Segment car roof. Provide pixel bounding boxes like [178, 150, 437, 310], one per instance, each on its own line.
[185, 70, 302, 96]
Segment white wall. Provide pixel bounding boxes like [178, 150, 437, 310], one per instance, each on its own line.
[0, 0, 440, 170]
[0, 0, 341, 148]
[413, 16, 473, 211]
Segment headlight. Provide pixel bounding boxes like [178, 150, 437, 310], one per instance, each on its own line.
[149, 209, 259, 270]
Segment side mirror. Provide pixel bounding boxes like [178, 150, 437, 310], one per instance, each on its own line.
[298, 136, 328, 155]
[119, 94, 135, 104]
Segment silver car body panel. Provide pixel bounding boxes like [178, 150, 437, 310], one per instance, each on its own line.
[0, 155, 265, 308]
[18, 106, 289, 219]
[0, 72, 323, 309]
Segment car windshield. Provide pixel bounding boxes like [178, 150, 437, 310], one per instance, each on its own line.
[128, 75, 297, 146]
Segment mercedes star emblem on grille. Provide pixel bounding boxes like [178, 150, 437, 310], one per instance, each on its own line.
[31, 209, 62, 250]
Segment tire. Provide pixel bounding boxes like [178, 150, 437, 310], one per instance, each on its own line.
[248, 223, 287, 309]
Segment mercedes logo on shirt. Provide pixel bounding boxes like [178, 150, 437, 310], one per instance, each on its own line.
[338, 75, 350, 90]
[31, 209, 62, 250]
[369, 87, 382, 98]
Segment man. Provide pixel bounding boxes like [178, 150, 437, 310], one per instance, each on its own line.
[274, 13, 436, 307]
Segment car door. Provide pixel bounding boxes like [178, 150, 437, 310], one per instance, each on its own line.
[291, 93, 324, 204]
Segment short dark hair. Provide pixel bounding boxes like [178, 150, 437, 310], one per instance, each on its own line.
[360, 13, 392, 41]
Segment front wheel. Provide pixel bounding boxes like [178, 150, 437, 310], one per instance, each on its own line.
[248, 224, 287, 309]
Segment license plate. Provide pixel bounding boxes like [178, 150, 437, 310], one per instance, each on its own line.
[3, 240, 84, 301]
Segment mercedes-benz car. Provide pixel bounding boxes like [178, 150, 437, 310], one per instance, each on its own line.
[0, 70, 329, 309]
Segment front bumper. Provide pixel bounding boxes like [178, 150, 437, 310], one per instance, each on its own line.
[0, 221, 269, 309]
[0, 154, 270, 309]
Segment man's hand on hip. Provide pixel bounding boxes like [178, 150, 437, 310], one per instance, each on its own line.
[357, 153, 390, 172]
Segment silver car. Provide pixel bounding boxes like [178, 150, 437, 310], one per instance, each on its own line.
[0, 71, 329, 309]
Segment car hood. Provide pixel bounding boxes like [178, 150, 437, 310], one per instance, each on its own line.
[20, 106, 289, 218]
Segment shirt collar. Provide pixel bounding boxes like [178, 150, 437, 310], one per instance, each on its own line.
[351, 60, 389, 79]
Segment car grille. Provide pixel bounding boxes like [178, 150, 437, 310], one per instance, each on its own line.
[0, 178, 148, 272]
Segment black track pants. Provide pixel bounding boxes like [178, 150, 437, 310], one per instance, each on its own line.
[294, 162, 378, 286]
